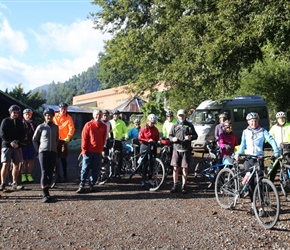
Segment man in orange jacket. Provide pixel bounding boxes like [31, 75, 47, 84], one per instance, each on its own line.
[52, 102, 75, 182]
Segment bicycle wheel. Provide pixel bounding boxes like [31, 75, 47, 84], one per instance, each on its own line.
[77, 153, 82, 177]
[215, 168, 237, 209]
[149, 158, 165, 191]
[279, 166, 290, 201]
[160, 149, 172, 176]
[98, 156, 112, 185]
[253, 178, 280, 229]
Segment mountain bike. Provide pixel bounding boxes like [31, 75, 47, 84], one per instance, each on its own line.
[158, 138, 173, 176]
[122, 142, 165, 191]
[215, 154, 280, 229]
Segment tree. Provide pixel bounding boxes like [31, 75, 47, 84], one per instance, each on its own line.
[5, 84, 46, 110]
[91, 0, 290, 107]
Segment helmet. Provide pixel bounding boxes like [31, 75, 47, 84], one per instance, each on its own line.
[246, 112, 259, 120]
[43, 108, 55, 116]
[222, 120, 231, 128]
[147, 114, 157, 123]
[23, 109, 33, 114]
[59, 102, 68, 108]
[112, 110, 120, 115]
[134, 119, 140, 124]
[8, 105, 21, 113]
[103, 110, 110, 115]
[276, 111, 286, 119]
[219, 113, 227, 119]
[166, 110, 173, 117]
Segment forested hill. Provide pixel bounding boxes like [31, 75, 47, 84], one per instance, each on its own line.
[36, 63, 105, 105]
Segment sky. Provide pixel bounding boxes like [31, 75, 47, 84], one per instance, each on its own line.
[0, 0, 112, 92]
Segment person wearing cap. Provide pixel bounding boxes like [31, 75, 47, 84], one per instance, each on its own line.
[215, 113, 227, 140]
[269, 111, 290, 182]
[162, 110, 177, 138]
[0, 105, 25, 191]
[128, 119, 141, 139]
[33, 108, 59, 202]
[169, 109, 197, 194]
[52, 102, 75, 182]
[76, 109, 107, 193]
[101, 110, 114, 139]
[21, 109, 37, 183]
[234, 112, 279, 215]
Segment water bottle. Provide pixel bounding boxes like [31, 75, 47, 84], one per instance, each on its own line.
[242, 172, 251, 185]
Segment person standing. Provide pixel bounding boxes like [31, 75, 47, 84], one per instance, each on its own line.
[52, 102, 75, 182]
[101, 110, 114, 139]
[76, 109, 107, 193]
[162, 111, 177, 138]
[215, 113, 227, 140]
[218, 120, 238, 161]
[269, 111, 290, 182]
[234, 112, 280, 215]
[21, 109, 37, 183]
[33, 108, 59, 202]
[0, 105, 25, 191]
[138, 114, 160, 187]
[128, 119, 141, 139]
[169, 109, 197, 194]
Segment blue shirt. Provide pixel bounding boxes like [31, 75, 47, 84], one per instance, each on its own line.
[128, 127, 140, 139]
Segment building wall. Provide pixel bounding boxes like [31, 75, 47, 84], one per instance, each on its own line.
[72, 85, 132, 110]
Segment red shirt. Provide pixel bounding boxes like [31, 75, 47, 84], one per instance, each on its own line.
[138, 124, 160, 144]
[81, 120, 107, 154]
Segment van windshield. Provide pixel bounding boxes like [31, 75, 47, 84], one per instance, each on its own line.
[191, 110, 221, 125]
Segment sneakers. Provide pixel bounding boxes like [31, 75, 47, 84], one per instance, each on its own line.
[76, 187, 85, 193]
[11, 183, 24, 190]
[21, 174, 28, 183]
[170, 185, 178, 193]
[247, 208, 255, 215]
[148, 179, 155, 186]
[259, 208, 265, 217]
[0, 183, 6, 191]
[26, 174, 34, 183]
[181, 186, 188, 194]
[42, 195, 52, 203]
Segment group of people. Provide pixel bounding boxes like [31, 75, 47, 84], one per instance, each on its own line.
[215, 111, 289, 215]
[0, 103, 75, 202]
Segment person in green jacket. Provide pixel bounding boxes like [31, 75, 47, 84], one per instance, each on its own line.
[162, 111, 177, 138]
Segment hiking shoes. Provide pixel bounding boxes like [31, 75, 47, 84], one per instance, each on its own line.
[170, 185, 178, 193]
[26, 174, 34, 183]
[181, 186, 188, 194]
[76, 187, 85, 193]
[21, 174, 28, 183]
[11, 183, 24, 190]
[0, 183, 6, 191]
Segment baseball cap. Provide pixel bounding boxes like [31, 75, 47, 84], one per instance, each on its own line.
[177, 109, 185, 116]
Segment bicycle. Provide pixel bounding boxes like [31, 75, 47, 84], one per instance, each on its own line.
[122, 142, 165, 191]
[158, 138, 173, 176]
[215, 154, 280, 229]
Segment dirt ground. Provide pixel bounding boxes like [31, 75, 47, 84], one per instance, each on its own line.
[0, 152, 290, 249]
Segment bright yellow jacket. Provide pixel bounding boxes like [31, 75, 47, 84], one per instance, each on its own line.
[53, 112, 75, 140]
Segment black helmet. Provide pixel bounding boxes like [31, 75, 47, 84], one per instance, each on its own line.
[43, 108, 55, 116]
[59, 102, 68, 108]
[8, 105, 21, 113]
[23, 108, 33, 114]
[103, 110, 110, 115]
[166, 110, 173, 117]
[112, 110, 120, 115]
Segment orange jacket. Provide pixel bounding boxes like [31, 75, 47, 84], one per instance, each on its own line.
[52, 112, 75, 140]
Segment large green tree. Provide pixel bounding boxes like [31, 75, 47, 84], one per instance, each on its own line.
[91, 0, 290, 108]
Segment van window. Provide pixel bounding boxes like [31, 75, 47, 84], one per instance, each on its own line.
[192, 110, 220, 124]
[233, 106, 268, 122]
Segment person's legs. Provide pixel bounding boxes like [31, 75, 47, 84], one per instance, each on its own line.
[89, 153, 102, 188]
[76, 153, 92, 193]
[1, 148, 12, 188]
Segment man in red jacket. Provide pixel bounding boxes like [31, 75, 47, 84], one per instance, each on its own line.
[76, 109, 107, 193]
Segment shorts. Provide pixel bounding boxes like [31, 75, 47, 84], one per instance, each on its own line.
[22, 144, 36, 161]
[170, 150, 191, 168]
[1, 147, 23, 163]
[57, 140, 68, 158]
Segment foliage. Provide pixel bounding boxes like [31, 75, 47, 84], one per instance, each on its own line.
[42, 63, 102, 105]
[90, 0, 290, 109]
[5, 84, 46, 110]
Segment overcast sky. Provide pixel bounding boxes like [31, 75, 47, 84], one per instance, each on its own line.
[0, 0, 112, 92]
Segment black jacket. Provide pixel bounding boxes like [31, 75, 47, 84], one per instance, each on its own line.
[0, 117, 25, 148]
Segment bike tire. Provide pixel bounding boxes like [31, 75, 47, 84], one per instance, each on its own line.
[77, 153, 82, 177]
[215, 168, 237, 209]
[159, 149, 171, 176]
[253, 178, 280, 229]
[279, 166, 290, 201]
[97, 156, 113, 185]
[149, 158, 165, 191]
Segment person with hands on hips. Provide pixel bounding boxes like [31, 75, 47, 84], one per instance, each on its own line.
[169, 109, 197, 194]
[234, 112, 280, 215]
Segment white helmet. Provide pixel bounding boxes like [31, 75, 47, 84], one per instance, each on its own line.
[147, 114, 157, 123]
[276, 111, 286, 119]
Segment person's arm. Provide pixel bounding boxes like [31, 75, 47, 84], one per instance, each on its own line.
[109, 122, 114, 138]
[81, 123, 89, 155]
[67, 116, 75, 139]
[235, 130, 246, 158]
[32, 126, 41, 153]
[122, 121, 128, 139]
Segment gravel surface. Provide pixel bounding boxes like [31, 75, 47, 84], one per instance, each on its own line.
[1, 153, 290, 249]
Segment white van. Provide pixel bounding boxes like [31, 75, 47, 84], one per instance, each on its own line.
[190, 95, 269, 152]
